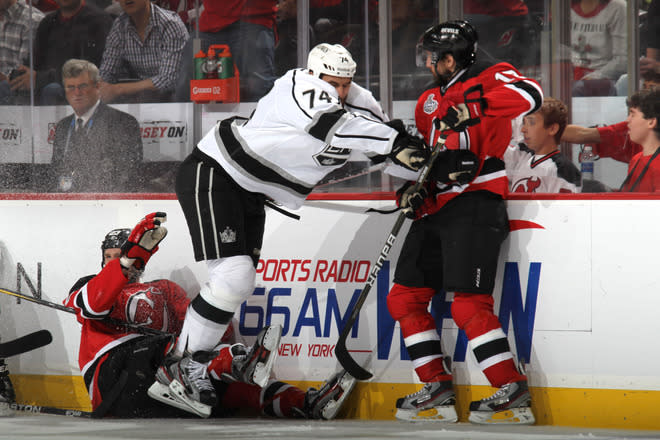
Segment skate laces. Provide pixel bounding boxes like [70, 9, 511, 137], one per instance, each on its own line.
[406, 382, 434, 399]
[483, 383, 512, 402]
[184, 359, 214, 392]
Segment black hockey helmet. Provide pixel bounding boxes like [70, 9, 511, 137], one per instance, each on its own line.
[416, 20, 478, 70]
[101, 228, 130, 267]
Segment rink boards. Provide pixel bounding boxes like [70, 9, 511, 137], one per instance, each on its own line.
[0, 193, 659, 429]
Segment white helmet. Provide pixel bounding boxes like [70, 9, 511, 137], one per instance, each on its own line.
[307, 43, 356, 78]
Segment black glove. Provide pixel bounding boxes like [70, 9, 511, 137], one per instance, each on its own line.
[430, 149, 479, 184]
[396, 182, 428, 219]
[390, 133, 430, 171]
[384, 119, 407, 134]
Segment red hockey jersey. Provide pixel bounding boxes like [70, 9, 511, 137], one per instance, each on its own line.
[64, 259, 189, 407]
[414, 62, 543, 216]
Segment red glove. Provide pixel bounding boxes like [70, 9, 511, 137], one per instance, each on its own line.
[120, 212, 168, 271]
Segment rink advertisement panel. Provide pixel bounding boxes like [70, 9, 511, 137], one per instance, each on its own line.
[0, 196, 659, 429]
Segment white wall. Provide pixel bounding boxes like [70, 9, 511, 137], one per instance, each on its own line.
[1, 195, 658, 394]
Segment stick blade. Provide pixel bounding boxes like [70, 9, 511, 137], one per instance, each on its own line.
[0, 330, 53, 358]
[335, 341, 373, 381]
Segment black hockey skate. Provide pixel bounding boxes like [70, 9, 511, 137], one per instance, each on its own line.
[0, 360, 15, 417]
[148, 351, 218, 418]
[295, 370, 357, 420]
[468, 380, 535, 425]
[395, 380, 457, 422]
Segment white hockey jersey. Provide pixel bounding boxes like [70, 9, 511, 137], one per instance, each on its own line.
[504, 143, 582, 193]
[197, 68, 396, 209]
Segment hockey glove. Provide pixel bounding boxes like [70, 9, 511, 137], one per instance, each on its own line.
[438, 85, 487, 132]
[384, 118, 407, 134]
[390, 133, 430, 171]
[120, 212, 168, 271]
[430, 149, 480, 184]
[396, 182, 428, 219]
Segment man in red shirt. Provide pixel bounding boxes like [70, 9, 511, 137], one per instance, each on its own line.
[618, 89, 660, 191]
[562, 89, 660, 191]
[387, 20, 542, 425]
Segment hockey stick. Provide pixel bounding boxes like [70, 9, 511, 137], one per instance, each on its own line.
[0, 330, 52, 358]
[0, 286, 172, 337]
[10, 402, 92, 418]
[334, 133, 449, 380]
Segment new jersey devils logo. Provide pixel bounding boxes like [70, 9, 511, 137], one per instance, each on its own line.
[512, 176, 542, 193]
[124, 286, 169, 332]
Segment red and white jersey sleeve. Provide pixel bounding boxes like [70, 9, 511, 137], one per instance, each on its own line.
[414, 62, 543, 216]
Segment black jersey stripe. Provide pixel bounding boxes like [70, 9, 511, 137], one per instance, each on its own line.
[308, 108, 348, 142]
[344, 102, 385, 122]
[511, 80, 543, 114]
[217, 119, 313, 197]
[291, 70, 313, 120]
[334, 132, 390, 141]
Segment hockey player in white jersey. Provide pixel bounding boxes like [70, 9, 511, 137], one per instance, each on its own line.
[151, 43, 429, 416]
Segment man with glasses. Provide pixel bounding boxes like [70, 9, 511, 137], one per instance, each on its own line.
[48, 58, 143, 192]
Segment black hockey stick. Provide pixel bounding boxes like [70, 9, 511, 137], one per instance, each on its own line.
[335, 133, 449, 380]
[10, 402, 92, 418]
[0, 286, 172, 337]
[0, 330, 52, 358]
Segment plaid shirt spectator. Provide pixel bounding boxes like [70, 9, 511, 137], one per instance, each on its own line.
[99, 3, 187, 92]
[0, 0, 44, 76]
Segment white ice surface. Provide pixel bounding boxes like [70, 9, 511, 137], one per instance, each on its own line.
[0, 416, 659, 440]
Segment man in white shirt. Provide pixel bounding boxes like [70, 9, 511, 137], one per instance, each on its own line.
[505, 97, 582, 193]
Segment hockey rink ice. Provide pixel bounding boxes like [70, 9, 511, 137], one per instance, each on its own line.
[1, 416, 660, 440]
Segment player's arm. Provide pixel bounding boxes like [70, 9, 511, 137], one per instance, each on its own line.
[295, 80, 428, 170]
[64, 259, 129, 322]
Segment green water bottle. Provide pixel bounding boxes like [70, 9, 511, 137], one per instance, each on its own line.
[215, 45, 234, 80]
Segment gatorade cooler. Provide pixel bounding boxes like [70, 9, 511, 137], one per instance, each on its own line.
[190, 44, 240, 103]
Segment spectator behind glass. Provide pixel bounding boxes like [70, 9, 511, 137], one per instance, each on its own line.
[570, 0, 626, 97]
[618, 88, 660, 191]
[0, 0, 44, 104]
[464, 0, 541, 74]
[8, 0, 113, 105]
[505, 97, 582, 193]
[561, 77, 659, 168]
[99, 0, 188, 103]
[49, 59, 143, 193]
[174, 0, 277, 102]
[153, 0, 201, 31]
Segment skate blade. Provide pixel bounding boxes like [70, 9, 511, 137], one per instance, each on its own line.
[147, 381, 211, 418]
[395, 405, 458, 423]
[468, 407, 535, 425]
[320, 373, 357, 420]
[251, 325, 282, 388]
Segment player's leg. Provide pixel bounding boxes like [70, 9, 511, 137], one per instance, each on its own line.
[388, 218, 457, 423]
[443, 193, 534, 425]
[151, 151, 266, 416]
